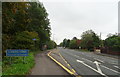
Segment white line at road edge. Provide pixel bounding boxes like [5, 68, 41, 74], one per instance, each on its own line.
[76, 59, 108, 77]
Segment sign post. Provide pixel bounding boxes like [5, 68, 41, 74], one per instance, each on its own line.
[6, 49, 29, 64]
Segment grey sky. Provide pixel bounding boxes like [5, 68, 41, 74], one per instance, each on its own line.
[40, 0, 118, 44]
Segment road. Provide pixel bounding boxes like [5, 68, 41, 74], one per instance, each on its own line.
[58, 47, 120, 77]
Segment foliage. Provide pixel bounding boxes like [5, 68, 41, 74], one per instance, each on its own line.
[3, 52, 35, 75]
[12, 31, 40, 49]
[2, 2, 56, 75]
[2, 2, 54, 55]
[27, 2, 51, 49]
[80, 30, 101, 51]
[46, 40, 57, 49]
[69, 40, 78, 49]
[59, 42, 63, 47]
[104, 35, 120, 51]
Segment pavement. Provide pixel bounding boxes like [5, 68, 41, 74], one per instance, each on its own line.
[30, 50, 69, 75]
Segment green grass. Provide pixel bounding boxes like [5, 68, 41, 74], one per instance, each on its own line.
[2, 52, 35, 75]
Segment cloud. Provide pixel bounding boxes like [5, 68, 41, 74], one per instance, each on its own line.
[42, 0, 118, 44]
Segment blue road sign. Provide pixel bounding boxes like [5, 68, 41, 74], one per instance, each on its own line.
[32, 38, 36, 41]
[6, 49, 29, 56]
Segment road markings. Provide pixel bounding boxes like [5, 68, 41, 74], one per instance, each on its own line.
[94, 61, 102, 74]
[101, 65, 120, 74]
[110, 62, 118, 65]
[94, 58, 104, 63]
[114, 66, 120, 69]
[59, 53, 78, 75]
[74, 55, 79, 57]
[82, 58, 93, 63]
[47, 51, 74, 75]
[67, 64, 70, 66]
[77, 59, 108, 77]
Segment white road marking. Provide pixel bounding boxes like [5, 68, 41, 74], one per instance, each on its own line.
[110, 62, 118, 65]
[82, 58, 93, 63]
[76, 59, 108, 77]
[101, 65, 120, 74]
[94, 61, 103, 74]
[94, 58, 104, 63]
[114, 66, 120, 69]
[74, 55, 79, 57]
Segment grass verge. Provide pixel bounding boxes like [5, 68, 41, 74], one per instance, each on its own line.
[2, 50, 41, 75]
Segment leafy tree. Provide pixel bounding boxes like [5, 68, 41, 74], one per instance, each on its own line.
[2, 2, 53, 57]
[69, 40, 78, 49]
[12, 31, 39, 49]
[104, 34, 120, 51]
[46, 40, 57, 49]
[72, 37, 77, 40]
[59, 42, 63, 47]
[27, 2, 51, 49]
[63, 38, 67, 47]
[66, 39, 70, 47]
[80, 30, 101, 51]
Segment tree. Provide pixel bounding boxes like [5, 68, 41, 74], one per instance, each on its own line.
[66, 39, 70, 47]
[12, 31, 40, 49]
[46, 40, 57, 49]
[69, 40, 76, 49]
[2, 2, 53, 57]
[27, 2, 51, 49]
[80, 30, 101, 51]
[63, 38, 67, 47]
[104, 34, 120, 51]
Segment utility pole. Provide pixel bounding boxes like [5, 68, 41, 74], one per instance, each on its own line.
[100, 32, 101, 40]
[53, 33, 55, 41]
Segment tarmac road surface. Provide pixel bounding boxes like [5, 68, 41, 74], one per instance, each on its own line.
[58, 47, 120, 77]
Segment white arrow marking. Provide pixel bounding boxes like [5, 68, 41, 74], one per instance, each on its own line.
[76, 60, 84, 63]
[94, 58, 104, 63]
[94, 61, 102, 74]
[77, 59, 108, 77]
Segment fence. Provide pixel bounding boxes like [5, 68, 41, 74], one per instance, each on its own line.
[100, 47, 120, 55]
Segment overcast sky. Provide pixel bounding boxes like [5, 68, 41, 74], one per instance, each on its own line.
[40, 0, 119, 45]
